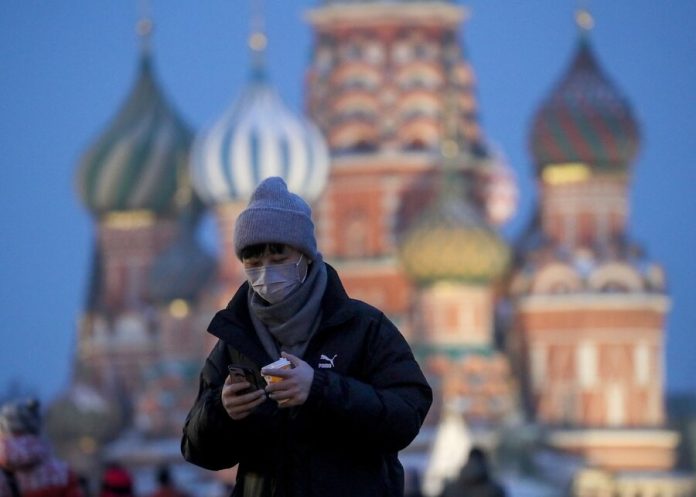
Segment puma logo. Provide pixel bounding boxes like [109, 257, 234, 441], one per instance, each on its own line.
[318, 354, 337, 369]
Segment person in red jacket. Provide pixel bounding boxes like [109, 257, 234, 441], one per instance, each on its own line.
[98, 464, 135, 497]
[0, 398, 83, 497]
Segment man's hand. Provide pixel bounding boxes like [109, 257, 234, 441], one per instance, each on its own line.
[263, 352, 314, 408]
[221, 376, 266, 420]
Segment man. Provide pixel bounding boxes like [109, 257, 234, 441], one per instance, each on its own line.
[182, 177, 432, 497]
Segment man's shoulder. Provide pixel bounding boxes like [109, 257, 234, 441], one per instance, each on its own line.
[346, 296, 382, 315]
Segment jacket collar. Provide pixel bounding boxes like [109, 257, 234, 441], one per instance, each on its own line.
[316, 263, 355, 329]
[206, 263, 355, 361]
[207, 283, 271, 366]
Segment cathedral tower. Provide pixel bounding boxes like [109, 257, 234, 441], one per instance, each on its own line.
[399, 162, 515, 429]
[508, 13, 689, 491]
[74, 16, 195, 394]
[305, 0, 516, 325]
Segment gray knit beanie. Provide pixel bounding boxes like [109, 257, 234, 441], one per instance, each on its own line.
[234, 177, 318, 260]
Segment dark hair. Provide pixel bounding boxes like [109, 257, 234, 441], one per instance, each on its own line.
[239, 243, 287, 260]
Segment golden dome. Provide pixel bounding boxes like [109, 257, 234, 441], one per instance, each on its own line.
[399, 192, 510, 284]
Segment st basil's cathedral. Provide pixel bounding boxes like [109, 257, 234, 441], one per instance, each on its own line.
[44, 2, 694, 496]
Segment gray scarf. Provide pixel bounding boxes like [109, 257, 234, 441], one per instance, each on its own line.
[247, 258, 328, 360]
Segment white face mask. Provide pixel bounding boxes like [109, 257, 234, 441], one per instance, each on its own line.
[244, 255, 307, 304]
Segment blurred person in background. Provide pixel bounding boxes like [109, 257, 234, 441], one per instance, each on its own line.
[182, 177, 432, 497]
[0, 398, 83, 497]
[147, 465, 188, 497]
[99, 463, 135, 497]
[439, 447, 506, 497]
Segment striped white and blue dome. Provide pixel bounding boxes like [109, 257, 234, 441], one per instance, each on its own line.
[76, 54, 192, 217]
[191, 77, 330, 205]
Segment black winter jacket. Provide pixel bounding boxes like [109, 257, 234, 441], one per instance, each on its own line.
[181, 264, 432, 497]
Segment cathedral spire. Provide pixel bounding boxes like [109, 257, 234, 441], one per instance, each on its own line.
[575, 8, 595, 33]
[190, 0, 329, 207]
[136, 0, 153, 56]
[248, 0, 268, 82]
[76, 0, 193, 218]
[529, 10, 640, 176]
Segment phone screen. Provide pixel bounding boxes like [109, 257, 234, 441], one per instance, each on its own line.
[228, 364, 259, 394]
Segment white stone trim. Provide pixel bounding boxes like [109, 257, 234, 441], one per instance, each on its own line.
[517, 293, 670, 312]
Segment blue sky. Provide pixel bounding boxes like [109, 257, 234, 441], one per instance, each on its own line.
[1, 1, 695, 402]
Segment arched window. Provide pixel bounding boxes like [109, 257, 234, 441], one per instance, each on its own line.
[588, 263, 643, 293]
[531, 263, 582, 294]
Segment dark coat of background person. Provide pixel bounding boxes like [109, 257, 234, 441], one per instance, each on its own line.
[147, 465, 189, 497]
[439, 448, 506, 497]
[181, 264, 433, 497]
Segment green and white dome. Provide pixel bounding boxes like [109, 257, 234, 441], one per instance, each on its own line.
[76, 53, 192, 217]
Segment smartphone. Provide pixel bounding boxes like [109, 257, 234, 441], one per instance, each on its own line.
[227, 364, 261, 395]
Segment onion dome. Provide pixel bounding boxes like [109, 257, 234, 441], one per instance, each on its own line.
[399, 174, 510, 285]
[529, 34, 640, 175]
[191, 31, 329, 205]
[148, 196, 216, 304]
[76, 51, 192, 217]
